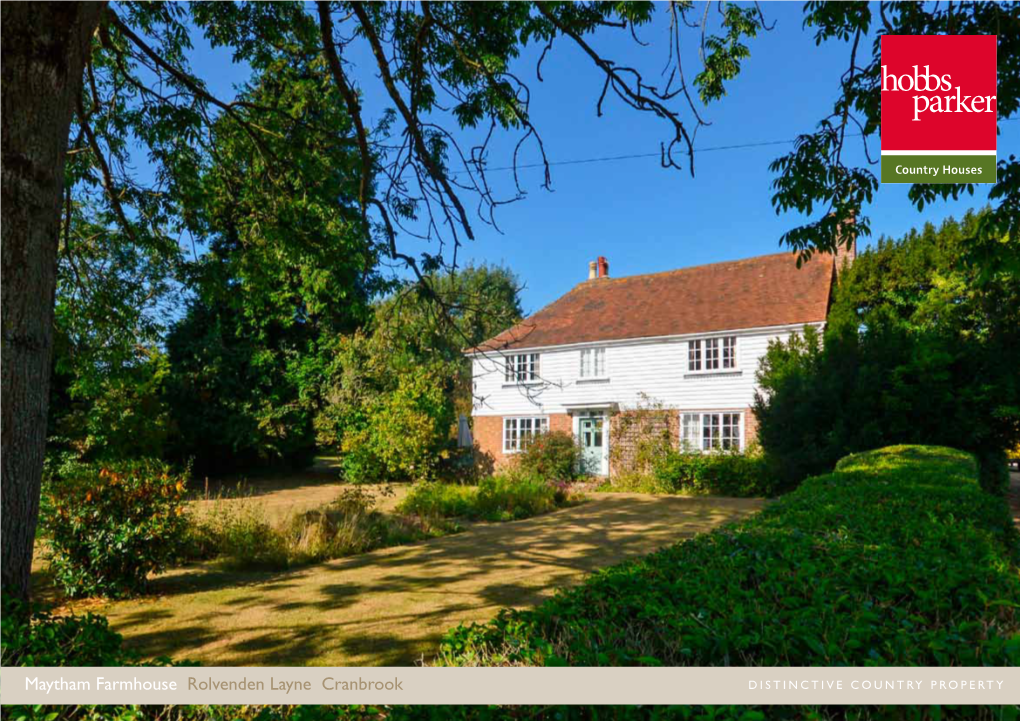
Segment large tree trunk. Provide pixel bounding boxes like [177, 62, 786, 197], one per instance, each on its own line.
[1, 2, 103, 602]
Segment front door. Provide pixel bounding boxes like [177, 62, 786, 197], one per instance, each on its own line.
[579, 413, 608, 476]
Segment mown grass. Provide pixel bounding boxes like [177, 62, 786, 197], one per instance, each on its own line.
[436, 445, 1020, 667]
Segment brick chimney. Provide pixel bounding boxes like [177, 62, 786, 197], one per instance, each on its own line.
[588, 261, 597, 280]
[834, 214, 857, 270]
[596, 256, 609, 278]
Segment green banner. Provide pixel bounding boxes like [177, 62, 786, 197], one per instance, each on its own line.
[881, 154, 996, 183]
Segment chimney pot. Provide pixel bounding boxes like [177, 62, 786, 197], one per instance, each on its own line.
[588, 261, 598, 280]
[597, 256, 609, 278]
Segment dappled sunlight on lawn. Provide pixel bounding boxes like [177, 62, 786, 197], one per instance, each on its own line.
[91, 493, 761, 666]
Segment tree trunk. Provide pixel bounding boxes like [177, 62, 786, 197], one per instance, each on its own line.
[1, 2, 103, 602]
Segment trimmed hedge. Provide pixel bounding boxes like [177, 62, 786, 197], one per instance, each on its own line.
[437, 445, 1020, 666]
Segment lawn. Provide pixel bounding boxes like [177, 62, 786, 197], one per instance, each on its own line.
[55, 490, 761, 666]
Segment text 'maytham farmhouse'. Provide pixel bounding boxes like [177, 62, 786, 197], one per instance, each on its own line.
[465, 242, 854, 476]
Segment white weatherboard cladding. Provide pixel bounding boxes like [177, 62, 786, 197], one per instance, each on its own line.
[471, 325, 820, 416]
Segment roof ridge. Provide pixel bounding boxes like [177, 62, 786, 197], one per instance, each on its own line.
[577, 250, 806, 286]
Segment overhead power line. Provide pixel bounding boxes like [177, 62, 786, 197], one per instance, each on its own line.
[455, 116, 1017, 175]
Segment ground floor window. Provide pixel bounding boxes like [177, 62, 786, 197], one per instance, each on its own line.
[680, 412, 742, 451]
[504, 416, 549, 452]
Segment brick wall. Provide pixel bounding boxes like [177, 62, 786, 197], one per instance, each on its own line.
[744, 406, 759, 448]
[473, 414, 572, 470]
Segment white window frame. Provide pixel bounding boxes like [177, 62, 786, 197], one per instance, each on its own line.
[579, 347, 607, 379]
[504, 353, 540, 383]
[503, 416, 549, 453]
[679, 411, 744, 452]
[722, 336, 737, 369]
[688, 336, 738, 373]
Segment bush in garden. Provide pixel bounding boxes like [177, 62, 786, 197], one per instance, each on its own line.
[339, 362, 456, 484]
[191, 497, 291, 571]
[514, 430, 583, 481]
[44, 459, 191, 598]
[475, 473, 559, 522]
[186, 485, 453, 571]
[398, 481, 477, 519]
[1, 597, 132, 666]
[437, 445, 1020, 667]
[0, 596, 189, 668]
[651, 446, 784, 497]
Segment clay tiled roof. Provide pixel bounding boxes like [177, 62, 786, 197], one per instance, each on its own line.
[471, 252, 834, 352]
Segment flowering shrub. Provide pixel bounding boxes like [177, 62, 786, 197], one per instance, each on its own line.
[44, 459, 191, 598]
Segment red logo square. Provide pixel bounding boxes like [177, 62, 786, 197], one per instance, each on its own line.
[881, 35, 997, 152]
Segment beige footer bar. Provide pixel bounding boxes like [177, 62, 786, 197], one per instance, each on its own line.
[3, 667, 1017, 705]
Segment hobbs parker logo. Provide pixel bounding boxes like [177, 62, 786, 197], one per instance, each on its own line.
[881, 34, 997, 184]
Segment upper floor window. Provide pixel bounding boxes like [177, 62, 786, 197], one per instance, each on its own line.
[579, 347, 606, 378]
[688, 336, 737, 371]
[505, 353, 539, 382]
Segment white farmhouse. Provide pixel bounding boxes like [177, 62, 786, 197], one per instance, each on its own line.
[467, 248, 851, 476]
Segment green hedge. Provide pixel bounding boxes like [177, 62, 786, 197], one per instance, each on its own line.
[652, 449, 784, 497]
[437, 445, 1020, 666]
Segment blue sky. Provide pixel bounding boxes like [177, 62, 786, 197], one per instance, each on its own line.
[185, 2, 1016, 314]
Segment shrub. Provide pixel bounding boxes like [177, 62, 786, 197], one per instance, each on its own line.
[187, 485, 452, 570]
[44, 459, 191, 598]
[398, 481, 477, 519]
[399, 474, 580, 523]
[0, 596, 189, 668]
[651, 447, 784, 497]
[475, 473, 559, 522]
[514, 431, 582, 481]
[192, 498, 291, 571]
[1, 597, 132, 666]
[437, 445, 1020, 667]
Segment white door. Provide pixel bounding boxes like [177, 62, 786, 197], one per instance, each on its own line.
[579, 413, 608, 476]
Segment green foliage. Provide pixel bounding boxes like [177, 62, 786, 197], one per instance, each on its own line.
[977, 448, 1011, 497]
[1, 597, 133, 667]
[650, 448, 783, 498]
[44, 459, 190, 598]
[398, 482, 477, 520]
[164, 297, 323, 476]
[340, 362, 455, 483]
[317, 265, 523, 483]
[513, 430, 582, 481]
[399, 473, 579, 524]
[754, 211, 1020, 486]
[437, 445, 1020, 667]
[475, 473, 560, 522]
[772, 3, 1019, 279]
[185, 486, 453, 572]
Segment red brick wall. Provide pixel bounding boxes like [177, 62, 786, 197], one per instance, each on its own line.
[744, 406, 759, 448]
[472, 414, 572, 470]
